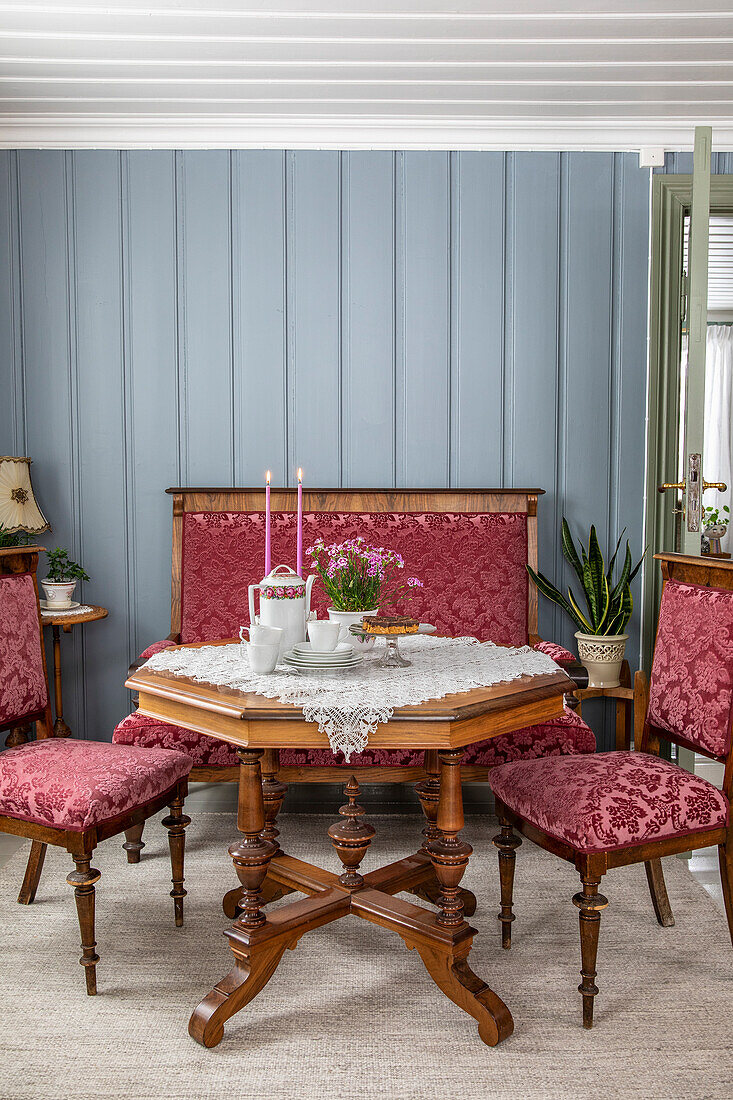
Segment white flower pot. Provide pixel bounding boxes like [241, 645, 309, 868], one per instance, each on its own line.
[41, 580, 77, 610]
[574, 632, 628, 689]
[327, 607, 378, 652]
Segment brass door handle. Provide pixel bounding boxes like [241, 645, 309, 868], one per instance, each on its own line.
[658, 481, 685, 493]
[703, 479, 727, 492]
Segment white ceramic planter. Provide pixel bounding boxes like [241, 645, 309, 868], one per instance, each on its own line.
[327, 607, 378, 652]
[41, 579, 77, 609]
[574, 631, 628, 689]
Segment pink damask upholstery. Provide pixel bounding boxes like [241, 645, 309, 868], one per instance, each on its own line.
[647, 579, 733, 759]
[532, 640, 576, 666]
[0, 572, 48, 726]
[114, 706, 594, 769]
[138, 639, 177, 661]
[180, 511, 529, 646]
[490, 750, 728, 853]
[0, 738, 192, 832]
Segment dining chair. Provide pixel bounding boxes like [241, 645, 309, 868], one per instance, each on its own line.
[0, 546, 193, 994]
[489, 552, 733, 1028]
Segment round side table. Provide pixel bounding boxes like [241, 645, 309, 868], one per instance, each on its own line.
[40, 604, 108, 737]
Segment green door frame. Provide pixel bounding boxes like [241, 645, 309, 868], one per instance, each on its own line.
[643, 174, 733, 671]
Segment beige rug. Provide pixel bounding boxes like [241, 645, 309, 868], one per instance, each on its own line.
[1, 813, 731, 1100]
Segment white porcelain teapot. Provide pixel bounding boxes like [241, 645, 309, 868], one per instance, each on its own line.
[248, 564, 315, 661]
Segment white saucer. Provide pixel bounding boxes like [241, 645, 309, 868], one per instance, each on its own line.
[418, 623, 437, 634]
[294, 641, 354, 657]
[40, 600, 81, 612]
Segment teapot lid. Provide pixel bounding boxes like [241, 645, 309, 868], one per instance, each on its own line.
[262, 563, 304, 586]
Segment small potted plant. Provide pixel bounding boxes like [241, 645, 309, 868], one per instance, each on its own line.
[307, 537, 423, 649]
[527, 519, 644, 688]
[42, 547, 90, 610]
[704, 504, 730, 540]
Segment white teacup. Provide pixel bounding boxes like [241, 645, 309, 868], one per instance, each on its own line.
[247, 640, 280, 674]
[240, 624, 283, 647]
[307, 619, 341, 653]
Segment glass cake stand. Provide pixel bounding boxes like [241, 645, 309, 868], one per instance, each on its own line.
[377, 633, 412, 667]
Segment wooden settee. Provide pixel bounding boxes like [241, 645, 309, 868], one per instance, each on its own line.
[114, 488, 595, 787]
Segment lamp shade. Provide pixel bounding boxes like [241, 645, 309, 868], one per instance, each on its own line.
[0, 457, 49, 533]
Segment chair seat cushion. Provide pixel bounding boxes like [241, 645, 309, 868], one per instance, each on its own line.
[490, 751, 729, 853]
[532, 639, 577, 666]
[0, 738, 192, 832]
[113, 707, 594, 769]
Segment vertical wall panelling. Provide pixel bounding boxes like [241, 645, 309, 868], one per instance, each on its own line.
[510, 153, 562, 643]
[451, 151, 505, 487]
[232, 150, 288, 485]
[1, 149, 688, 750]
[341, 151, 395, 486]
[289, 151, 341, 485]
[73, 151, 130, 733]
[401, 152, 451, 487]
[125, 151, 180, 659]
[0, 152, 23, 454]
[177, 151, 234, 485]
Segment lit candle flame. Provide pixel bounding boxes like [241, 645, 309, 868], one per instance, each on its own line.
[266, 470, 271, 484]
[297, 467, 302, 482]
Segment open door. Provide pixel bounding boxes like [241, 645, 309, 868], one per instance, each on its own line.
[658, 128, 727, 559]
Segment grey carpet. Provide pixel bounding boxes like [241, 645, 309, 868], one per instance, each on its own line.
[0, 813, 731, 1100]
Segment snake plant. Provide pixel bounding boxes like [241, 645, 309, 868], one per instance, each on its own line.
[527, 519, 644, 636]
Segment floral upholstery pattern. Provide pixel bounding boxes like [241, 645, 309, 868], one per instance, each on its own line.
[180, 511, 529, 646]
[647, 580, 733, 759]
[138, 639, 177, 661]
[114, 706, 594, 769]
[114, 711, 241, 766]
[0, 572, 48, 725]
[0, 738, 192, 832]
[490, 750, 728, 853]
[532, 640, 576, 666]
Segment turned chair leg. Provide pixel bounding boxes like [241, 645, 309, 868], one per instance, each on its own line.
[17, 841, 47, 905]
[572, 875, 609, 1029]
[645, 857, 675, 927]
[719, 842, 733, 946]
[66, 857, 101, 995]
[492, 821, 521, 949]
[162, 796, 191, 927]
[122, 822, 145, 864]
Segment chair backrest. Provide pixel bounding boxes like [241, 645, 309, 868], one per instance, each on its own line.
[646, 554, 733, 778]
[0, 547, 51, 734]
[167, 488, 544, 647]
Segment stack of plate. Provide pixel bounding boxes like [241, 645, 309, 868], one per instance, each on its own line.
[283, 641, 363, 671]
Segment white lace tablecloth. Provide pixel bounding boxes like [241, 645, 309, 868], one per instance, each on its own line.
[143, 636, 561, 762]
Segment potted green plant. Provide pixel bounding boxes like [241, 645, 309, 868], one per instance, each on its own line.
[307, 536, 423, 650]
[42, 547, 90, 610]
[527, 519, 644, 688]
[0, 524, 32, 547]
[703, 503, 730, 539]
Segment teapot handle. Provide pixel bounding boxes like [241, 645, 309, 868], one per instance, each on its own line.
[305, 573, 315, 616]
[248, 584, 257, 626]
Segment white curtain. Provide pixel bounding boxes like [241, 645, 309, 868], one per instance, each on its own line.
[703, 325, 733, 551]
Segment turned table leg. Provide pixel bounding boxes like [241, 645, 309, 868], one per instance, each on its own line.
[223, 747, 291, 919]
[51, 624, 72, 738]
[190, 749, 282, 1047]
[412, 750, 476, 916]
[328, 777, 375, 888]
[415, 749, 513, 1045]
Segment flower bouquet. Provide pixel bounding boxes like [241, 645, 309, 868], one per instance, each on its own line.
[307, 536, 423, 612]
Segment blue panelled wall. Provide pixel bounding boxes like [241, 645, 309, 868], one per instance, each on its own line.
[2, 149, 731, 747]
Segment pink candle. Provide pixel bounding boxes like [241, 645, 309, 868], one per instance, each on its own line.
[296, 468, 303, 578]
[264, 470, 271, 577]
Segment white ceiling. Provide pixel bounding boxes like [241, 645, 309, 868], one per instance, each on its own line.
[1, 1, 732, 149]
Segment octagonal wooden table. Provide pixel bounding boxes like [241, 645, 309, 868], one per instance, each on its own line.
[126, 640, 570, 1050]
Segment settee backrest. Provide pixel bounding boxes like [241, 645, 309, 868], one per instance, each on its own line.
[167, 489, 544, 647]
